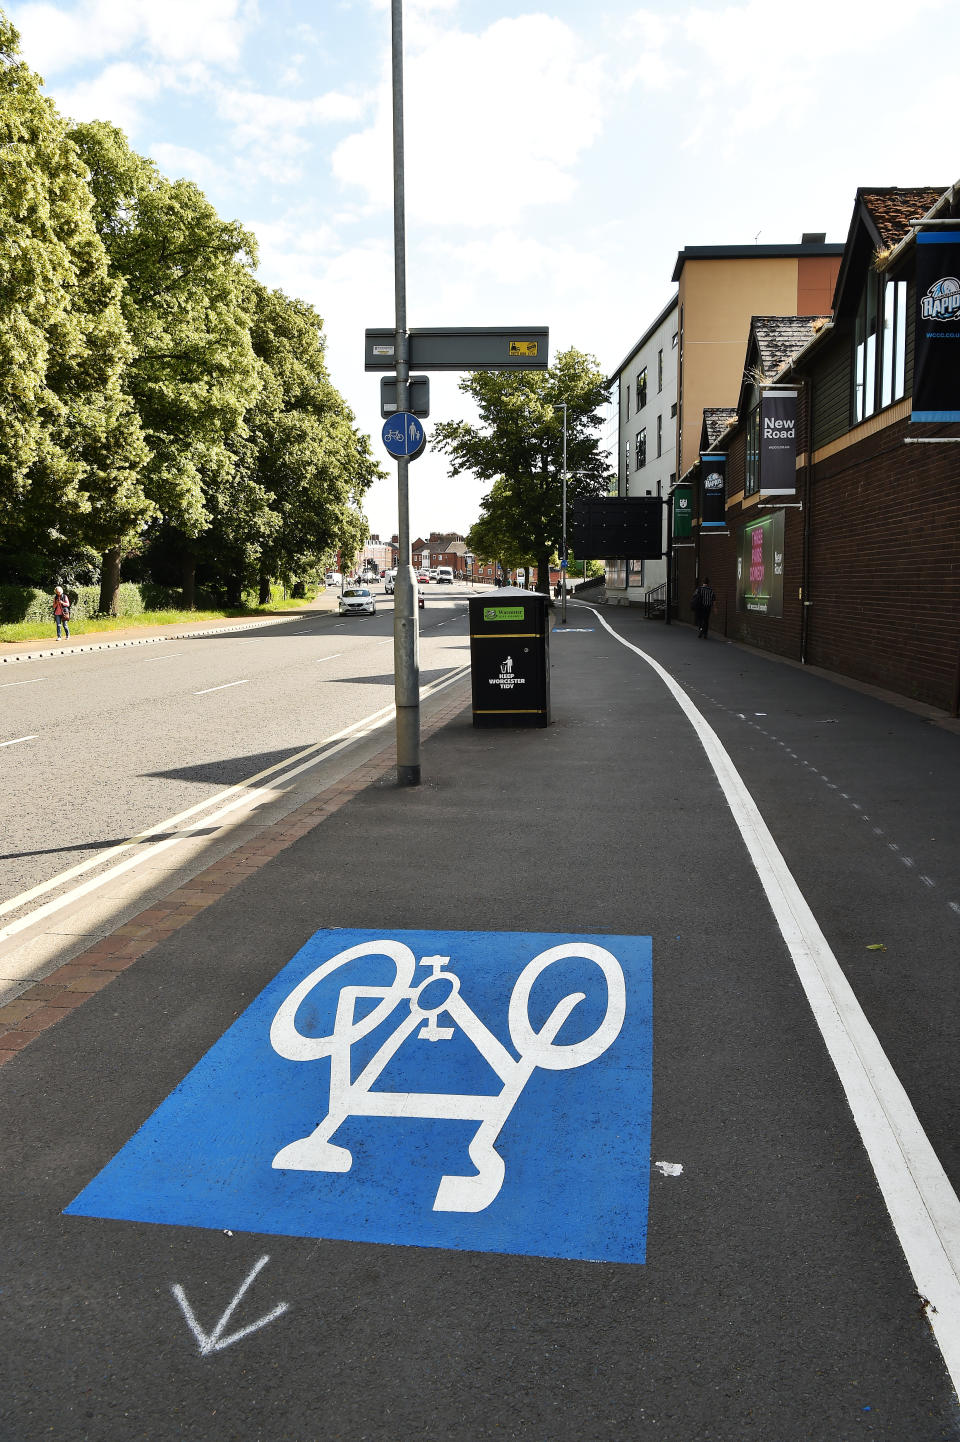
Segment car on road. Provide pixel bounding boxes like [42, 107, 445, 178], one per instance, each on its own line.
[325, 571, 342, 587]
[417, 571, 430, 583]
[384, 569, 398, 593]
[339, 586, 376, 616]
[435, 566, 454, 584]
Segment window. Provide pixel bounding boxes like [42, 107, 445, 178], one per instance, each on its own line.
[670, 401, 678, 418]
[855, 274, 907, 421]
[671, 331, 678, 348]
[636, 367, 647, 410]
[625, 381, 630, 420]
[625, 439, 630, 476]
[657, 349, 663, 392]
[656, 414, 662, 458]
[635, 428, 646, 469]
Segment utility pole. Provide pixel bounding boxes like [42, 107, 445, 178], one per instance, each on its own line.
[559, 402, 568, 626]
[391, 0, 420, 785]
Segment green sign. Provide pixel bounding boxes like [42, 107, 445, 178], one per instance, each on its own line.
[483, 606, 525, 622]
[673, 485, 692, 539]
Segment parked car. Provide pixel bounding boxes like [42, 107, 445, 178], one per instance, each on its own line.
[435, 566, 454, 584]
[339, 586, 376, 616]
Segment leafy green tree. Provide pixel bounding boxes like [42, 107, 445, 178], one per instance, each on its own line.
[0, 15, 150, 585]
[239, 281, 378, 601]
[69, 120, 260, 609]
[433, 349, 612, 594]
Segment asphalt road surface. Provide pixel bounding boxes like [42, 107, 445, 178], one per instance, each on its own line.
[0, 585, 470, 906]
[2, 597, 960, 1440]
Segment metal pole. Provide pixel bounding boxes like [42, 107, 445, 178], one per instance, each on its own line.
[560, 402, 568, 626]
[391, 0, 420, 785]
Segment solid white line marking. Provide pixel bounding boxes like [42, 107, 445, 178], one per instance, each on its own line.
[580, 602, 960, 1395]
[195, 679, 249, 695]
[0, 735, 37, 748]
[0, 662, 471, 940]
[315, 653, 344, 662]
[0, 677, 48, 688]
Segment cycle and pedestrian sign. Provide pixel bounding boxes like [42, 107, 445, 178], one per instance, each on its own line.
[65, 927, 653, 1263]
[382, 413, 425, 459]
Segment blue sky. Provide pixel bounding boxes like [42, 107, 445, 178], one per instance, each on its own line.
[8, 0, 960, 539]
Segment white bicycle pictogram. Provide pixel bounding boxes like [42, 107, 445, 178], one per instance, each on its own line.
[269, 939, 626, 1213]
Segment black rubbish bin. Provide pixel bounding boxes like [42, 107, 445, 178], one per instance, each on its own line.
[468, 587, 550, 728]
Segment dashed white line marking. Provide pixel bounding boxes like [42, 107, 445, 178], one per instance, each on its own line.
[314, 653, 344, 662]
[142, 652, 186, 662]
[195, 679, 249, 695]
[901, 857, 915, 869]
[921, 876, 936, 888]
[0, 734, 37, 747]
[950, 902, 960, 916]
[0, 677, 47, 688]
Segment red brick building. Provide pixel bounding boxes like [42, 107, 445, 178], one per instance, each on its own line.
[679, 184, 960, 712]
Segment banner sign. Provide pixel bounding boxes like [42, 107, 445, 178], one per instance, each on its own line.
[912, 232, 960, 422]
[672, 485, 692, 538]
[759, 390, 797, 495]
[736, 511, 785, 617]
[700, 454, 726, 528]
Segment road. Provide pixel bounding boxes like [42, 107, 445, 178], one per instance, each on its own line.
[0, 584, 472, 906]
[2, 595, 960, 1439]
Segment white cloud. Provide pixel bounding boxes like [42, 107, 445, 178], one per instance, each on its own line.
[150, 142, 220, 187]
[11, 0, 252, 75]
[332, 14, 608, 227]
[55, 61, 161, 130]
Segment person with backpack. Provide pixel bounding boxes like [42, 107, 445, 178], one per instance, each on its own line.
[52, 585, 71, 641]
[692, 577, 716, 638]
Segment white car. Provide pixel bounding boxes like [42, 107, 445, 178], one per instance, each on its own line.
[339, 586, 376, 616]
[435, 566, 454, 584]
[325, 571, 342, 587]
[384, 569, 398, 593]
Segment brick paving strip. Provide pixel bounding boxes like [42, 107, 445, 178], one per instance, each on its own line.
[0, 685, 470, 1066]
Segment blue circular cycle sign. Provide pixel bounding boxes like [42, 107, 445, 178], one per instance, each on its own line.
[382, 413, 426, 459]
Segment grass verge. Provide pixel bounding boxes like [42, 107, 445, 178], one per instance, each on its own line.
[0, 596, 321, 645]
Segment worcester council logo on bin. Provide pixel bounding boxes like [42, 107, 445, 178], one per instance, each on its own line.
[483, 606, 525, 622]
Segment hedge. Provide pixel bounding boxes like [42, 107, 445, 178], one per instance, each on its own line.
[0, 582, 194, 624]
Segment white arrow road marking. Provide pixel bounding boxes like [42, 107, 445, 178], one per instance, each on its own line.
[171, 1255, 289, 1357]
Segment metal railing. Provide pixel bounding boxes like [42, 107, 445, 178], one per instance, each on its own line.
[644, 582, 666, 618]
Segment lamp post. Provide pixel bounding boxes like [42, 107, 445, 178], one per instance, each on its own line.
[558, 401, 568, 626]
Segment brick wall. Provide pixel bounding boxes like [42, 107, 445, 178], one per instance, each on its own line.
[806, 416, 960, 709]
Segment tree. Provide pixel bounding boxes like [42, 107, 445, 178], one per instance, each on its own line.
[238, 281, 379, 601]
[0, 16, 149, 585]
[433, 349, 613, 595]
[69, 121, 260, 609]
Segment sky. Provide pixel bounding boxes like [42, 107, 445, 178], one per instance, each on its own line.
[7, 0, 960, 542]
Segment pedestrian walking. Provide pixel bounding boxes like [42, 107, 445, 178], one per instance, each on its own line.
[692, 577, 716, 638]
[52, 585, 71, 641]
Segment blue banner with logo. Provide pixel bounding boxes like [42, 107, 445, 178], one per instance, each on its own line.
[700, 454, 726, 528]
[912, 232, 960, 422]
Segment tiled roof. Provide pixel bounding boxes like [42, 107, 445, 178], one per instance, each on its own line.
[860, 188, 945, 248]
[752, 315, 827, 379]
[703, 408, 737, 447]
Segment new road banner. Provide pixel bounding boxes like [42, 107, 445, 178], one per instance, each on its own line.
[65, 928, 653, 1263]
[759, 390, 797, 496]
[912, 231, 960, 422]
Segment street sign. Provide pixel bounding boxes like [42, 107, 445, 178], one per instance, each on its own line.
[366, 327, 549, 372]
[382, 413, 426, 459]
[381, 375, 429, 418]
[65, 928, 653, 1262]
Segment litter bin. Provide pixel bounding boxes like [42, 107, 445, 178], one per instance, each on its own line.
[468, 587, 550, 727]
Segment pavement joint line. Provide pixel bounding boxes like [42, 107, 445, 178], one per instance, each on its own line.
[0, 680, 471, 1064]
